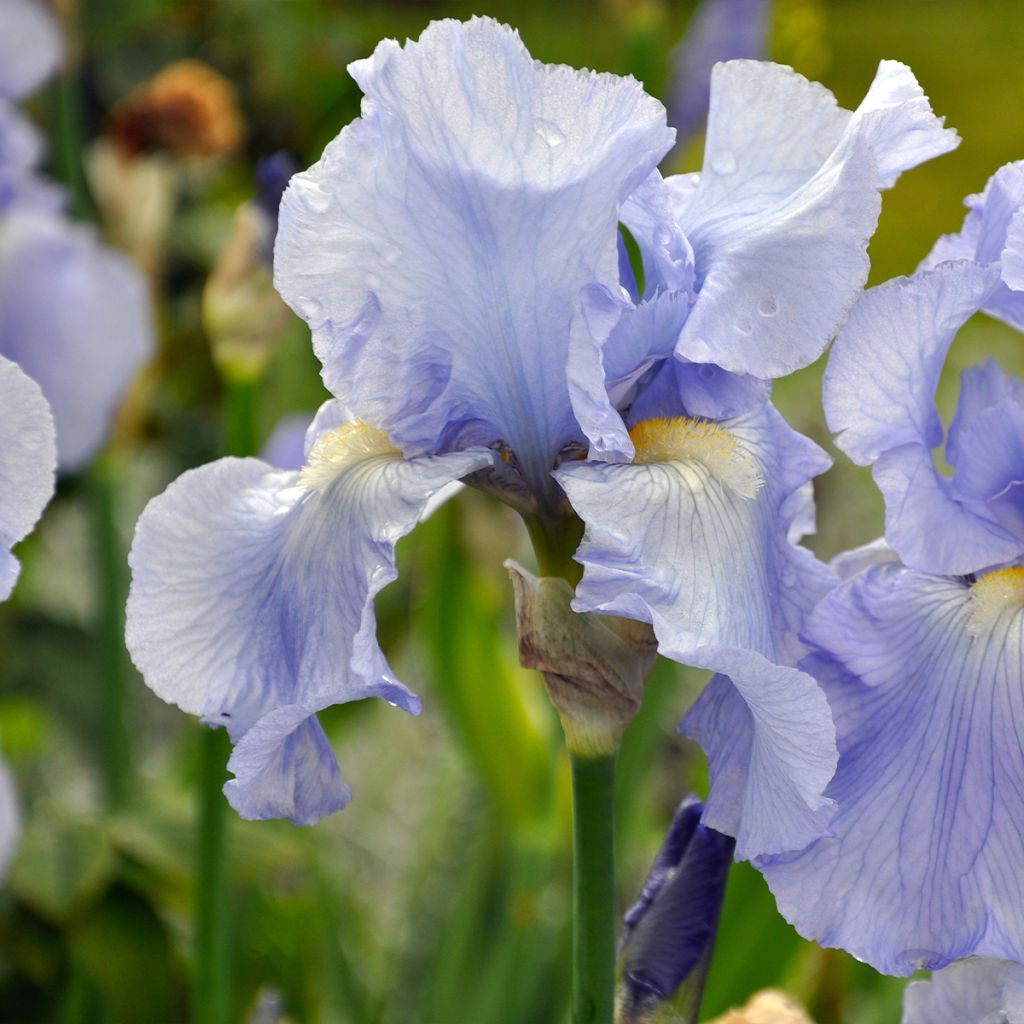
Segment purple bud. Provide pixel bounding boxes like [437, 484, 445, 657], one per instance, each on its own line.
[619, 796, 735, 1020]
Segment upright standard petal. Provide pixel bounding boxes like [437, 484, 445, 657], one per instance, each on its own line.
[761, 564, 1024, 975]
[902, 959, 1024, 1024]
[275, 17, 673, 500]
[672, 59, 955, 377]
[0, 0, 62, 101]
[126, 423, 490, 824]
[0, 353, 55, 599]
[0, 207, 153, 471]
[825, 261, 1000, 465]
[921, 161, 1024, 330]
[557, 400, 838, 858]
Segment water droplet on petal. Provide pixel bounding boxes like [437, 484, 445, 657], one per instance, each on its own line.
[653, 224, 673, 247]
[757, 296, 779, 318]
[710, 150, 737, 176]
[378, 243, 401, 266]
[295, 178, 332, 214]
[735, 318, 753, 335]
[534, 120, 565, 147]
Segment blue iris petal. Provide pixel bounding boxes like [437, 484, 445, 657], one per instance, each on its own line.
[558, 399, 838, 858]
[126, 443, 491, 824]
[274, 17, 673, 499]
[0, 207, 153, 471]
[761, 564, 1024, 975]
[902, 959, 1024, 1024]
[0, 353, 55, 600]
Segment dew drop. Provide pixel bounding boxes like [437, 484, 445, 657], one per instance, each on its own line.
[653, 224, 673, 247]
[295, 178, 332, 214]
[534, 120, 565, 147]
[378, 243, 401, 266]
[735, 318, 754, 335]
[710, 150, 737, 176]
[757, 296, 779, 318]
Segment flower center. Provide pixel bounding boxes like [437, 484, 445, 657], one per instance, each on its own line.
[628, 416, 764, 499]
[300, 421, 401, 491]
[967, 566, 1024, 637]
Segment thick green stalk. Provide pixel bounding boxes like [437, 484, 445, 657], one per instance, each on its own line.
[194, 377, 257, 1024]
[570, 752, 618, 1024]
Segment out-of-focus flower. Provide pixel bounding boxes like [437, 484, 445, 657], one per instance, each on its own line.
[0, 0, 62, 102]
[666, 0, 771, 156]
[0, 353, 56, 600]
[88, 59, 246, 282]
[0, 206, 153, 470]
[617, 797, 733, 1023]
[902, 959, 1024, 1024]
[708, 990, 816, 1024]
[126, 17, 954, 835]
[0, 756, 20, 880]
[105, 59, 244, 160]
[758, 167, 1024, 974]
[260, 412, 313, 471]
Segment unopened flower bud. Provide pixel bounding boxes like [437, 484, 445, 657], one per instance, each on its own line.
[505, 560, 656, 755]
[618, 797, 734, 1024]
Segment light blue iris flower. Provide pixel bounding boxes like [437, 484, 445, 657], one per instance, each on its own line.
[759, 164, 1024, 974]
[127, 18, 955, 836]
[0, 0, 153, 471]
[0, 353, 55, 600]
[902, 958, 1024, 1024]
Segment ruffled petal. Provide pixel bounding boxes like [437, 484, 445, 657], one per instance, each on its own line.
[947, 359, 1024, 468]
[557, 401, 838, 857]
[902, 959, 1024, 1024]
[874, 442, 1023, 576]
[0, 207, 153, 471]
[673, 60, 954, 378]
[824, 261, 1000, 466]
[274, 17, 672, 496]
[921, 161, 1024, 330]
[0, 353, 55, 600]
[761, 565, 1024, 975]
[665, 0, 770, 153]
[126, 435, 490, 823]
[0, 0, 62, 100]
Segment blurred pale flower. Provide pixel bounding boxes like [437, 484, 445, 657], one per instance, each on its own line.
[708, 989, 815, 1024]
[0, 353, 55, 599]
[759, 167, 1024, 973]
[127, 17, 953, 840]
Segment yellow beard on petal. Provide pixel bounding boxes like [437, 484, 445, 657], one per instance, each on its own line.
[628, 416, 764, 499]
[299, 421, 402, 492]
[967, 566, 1024, 638]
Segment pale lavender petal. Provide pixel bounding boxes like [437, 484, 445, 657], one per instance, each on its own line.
[0, 207, 153, 471]
[0, 0, 62, 100]
[762, 565, 1024, 975]
[902, 959, 1024, 1024]
[275, 17, 673, 495]
[126, 440, 490, 823]
[0, 353, 55, 599]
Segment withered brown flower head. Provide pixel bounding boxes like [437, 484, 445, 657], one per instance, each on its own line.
[106, 59, 245, 159]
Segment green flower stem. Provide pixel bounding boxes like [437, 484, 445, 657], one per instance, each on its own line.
[91, 455, 132, 810]
[194, 376, 258, 1024]
[570, 751, 618, 1024]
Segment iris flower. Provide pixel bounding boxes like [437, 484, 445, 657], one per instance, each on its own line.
[127, 18, 955, 846]
[759, 163, 1024, 973]
[0, 0, 153, 471]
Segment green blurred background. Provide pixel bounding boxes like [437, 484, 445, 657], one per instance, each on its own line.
[1, 1, 1022, 1021]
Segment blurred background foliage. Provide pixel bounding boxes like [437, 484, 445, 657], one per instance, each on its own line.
[1, 0, 1022, 1021]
